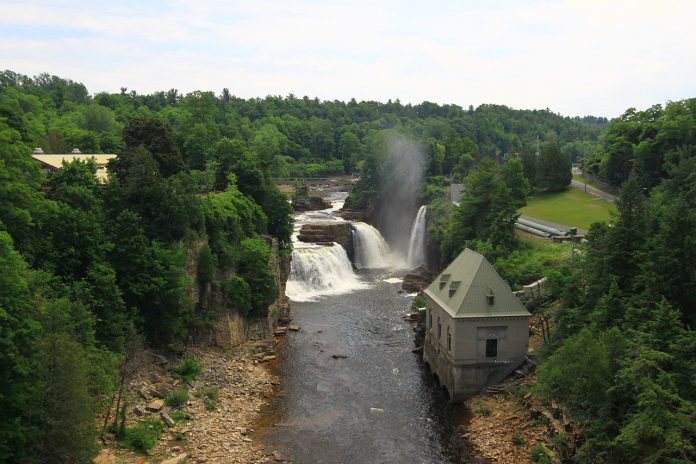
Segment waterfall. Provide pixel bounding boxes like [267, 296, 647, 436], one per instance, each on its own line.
[285, 243, 369, 302]
[352, 222, 393, 269]
[407, 205, 427, 269]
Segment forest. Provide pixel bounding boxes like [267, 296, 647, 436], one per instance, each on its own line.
[345, 95, 696, 462]
[1, 68, 694, 463]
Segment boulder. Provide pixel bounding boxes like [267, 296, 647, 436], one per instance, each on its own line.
[139, 386, 153, 400]
[152, 353, 169, 365]
[150, 382, 171, 398]
[292, 195, 331, 212]
[161, 410, 175, 427]
[160, 453, 189, 464]
[146, 399, 164, 412]
[401, 266, 433, 292]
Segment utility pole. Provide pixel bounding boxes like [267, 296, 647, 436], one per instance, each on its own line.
[535, 136, 540, 159]
[583, 152, 588, 191]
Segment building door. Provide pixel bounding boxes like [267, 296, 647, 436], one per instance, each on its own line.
[476, 326, 506, 361]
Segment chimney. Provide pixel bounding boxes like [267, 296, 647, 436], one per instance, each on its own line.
[33, 148, 44, 154]
[71, 148, 82, 154]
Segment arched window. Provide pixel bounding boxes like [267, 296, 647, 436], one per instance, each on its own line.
[447, 326, 451, 351]
[438, 317, 441, 339]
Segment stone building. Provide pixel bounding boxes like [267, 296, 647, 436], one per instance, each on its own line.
[423, 248, 531, 401]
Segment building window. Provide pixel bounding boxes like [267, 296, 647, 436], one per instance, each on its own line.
[447, 327, 451, 351]
[438, 318, 441, 339]
[428, 311, 432, 330]
[486, 339, 498, 358]
[486, 289, 495, 305]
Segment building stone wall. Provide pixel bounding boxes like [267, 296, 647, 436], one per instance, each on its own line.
[423, 293, 529, 402]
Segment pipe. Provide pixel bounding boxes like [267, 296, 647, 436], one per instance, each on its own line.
[515, 223, 551, 238]
[516, 218, 563, 236]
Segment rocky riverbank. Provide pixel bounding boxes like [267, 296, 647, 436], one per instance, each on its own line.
[95, 344, 283, 464]
[462, 386, 553, 464]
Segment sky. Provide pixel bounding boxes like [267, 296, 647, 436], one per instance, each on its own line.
[1, 0, 694, 118]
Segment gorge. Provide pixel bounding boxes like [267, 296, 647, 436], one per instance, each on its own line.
[263, 193, 468, 463]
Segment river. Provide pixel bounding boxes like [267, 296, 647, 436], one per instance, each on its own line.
[261, 193, 470, 463]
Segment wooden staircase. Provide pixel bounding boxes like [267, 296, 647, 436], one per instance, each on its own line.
[481, 354, 530, 392]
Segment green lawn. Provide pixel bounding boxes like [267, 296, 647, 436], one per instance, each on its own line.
[520, 188, 616, 230]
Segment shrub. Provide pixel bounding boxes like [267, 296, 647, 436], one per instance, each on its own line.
[194, 387, 219, 401]
[530, 444, 554, 464]
[170, 411, 192, 422]
[194, 387, 219, 410]
[512, 430, 525, 446]
[170, 356, 202, 381]
[412, 294, 426, 309]
[204, 398, 217, 411]
[122, 419, 164, 454]
[478, 406, 492, 416]
[164, 386, 189, 408]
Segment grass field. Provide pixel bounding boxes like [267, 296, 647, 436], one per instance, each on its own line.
[520, 188, 616, 230]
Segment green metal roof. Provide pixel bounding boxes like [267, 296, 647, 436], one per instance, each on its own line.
[424, 248, 531, 319]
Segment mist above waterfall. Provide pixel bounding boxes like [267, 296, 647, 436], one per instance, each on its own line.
[375, 134, 427, 257]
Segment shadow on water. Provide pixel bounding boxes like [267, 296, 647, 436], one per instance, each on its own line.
[258, 269, 481, 463]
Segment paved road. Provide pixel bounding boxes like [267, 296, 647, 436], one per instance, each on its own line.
[571, 180, 617, 204]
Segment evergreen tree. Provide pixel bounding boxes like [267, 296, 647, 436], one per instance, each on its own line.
[111, 117, 188, 181]
[443, 157, 518, 260]
[36, 299, 97, 464]
[535, 143, 572, 192]
[0, 232, 41, 463]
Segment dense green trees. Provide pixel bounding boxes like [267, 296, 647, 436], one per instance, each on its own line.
[535, 143, 572, 192]
[0, 231, 41, 463]
[535, 103, 696, 463]
[442, 157, 527, 261]
[3, 69, 692, 463]
[0, 71, 295, 461]
[590, 99, 696, 190]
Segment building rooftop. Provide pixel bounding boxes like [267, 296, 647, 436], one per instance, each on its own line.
[424, 248, 531, 319]
[31, 152, 116, 182]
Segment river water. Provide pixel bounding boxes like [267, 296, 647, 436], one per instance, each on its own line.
[263, 193, 468, 463]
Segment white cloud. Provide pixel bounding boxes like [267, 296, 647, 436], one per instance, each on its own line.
[1, 0, 694, 116]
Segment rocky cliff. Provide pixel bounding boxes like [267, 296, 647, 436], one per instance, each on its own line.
[292, 195, 331, 212]
[297, 221, 355, 263]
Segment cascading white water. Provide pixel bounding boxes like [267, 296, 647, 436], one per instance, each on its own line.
[285, 243, 369, 302]
[352, 222, 393, 269]
[406, 205, 427, 269]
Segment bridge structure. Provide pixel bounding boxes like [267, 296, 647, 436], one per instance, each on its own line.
[271, 175, 358, 189]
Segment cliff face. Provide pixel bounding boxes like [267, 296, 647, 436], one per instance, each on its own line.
[186, 236, 290, 349]
[297, 221, 355, 263]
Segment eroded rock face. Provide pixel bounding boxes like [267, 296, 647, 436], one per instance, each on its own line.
[292, 195, 331, 212]
[402, 265, 433, 293]
[339, 209, 369, 222]
[297, 221, 355, 263]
